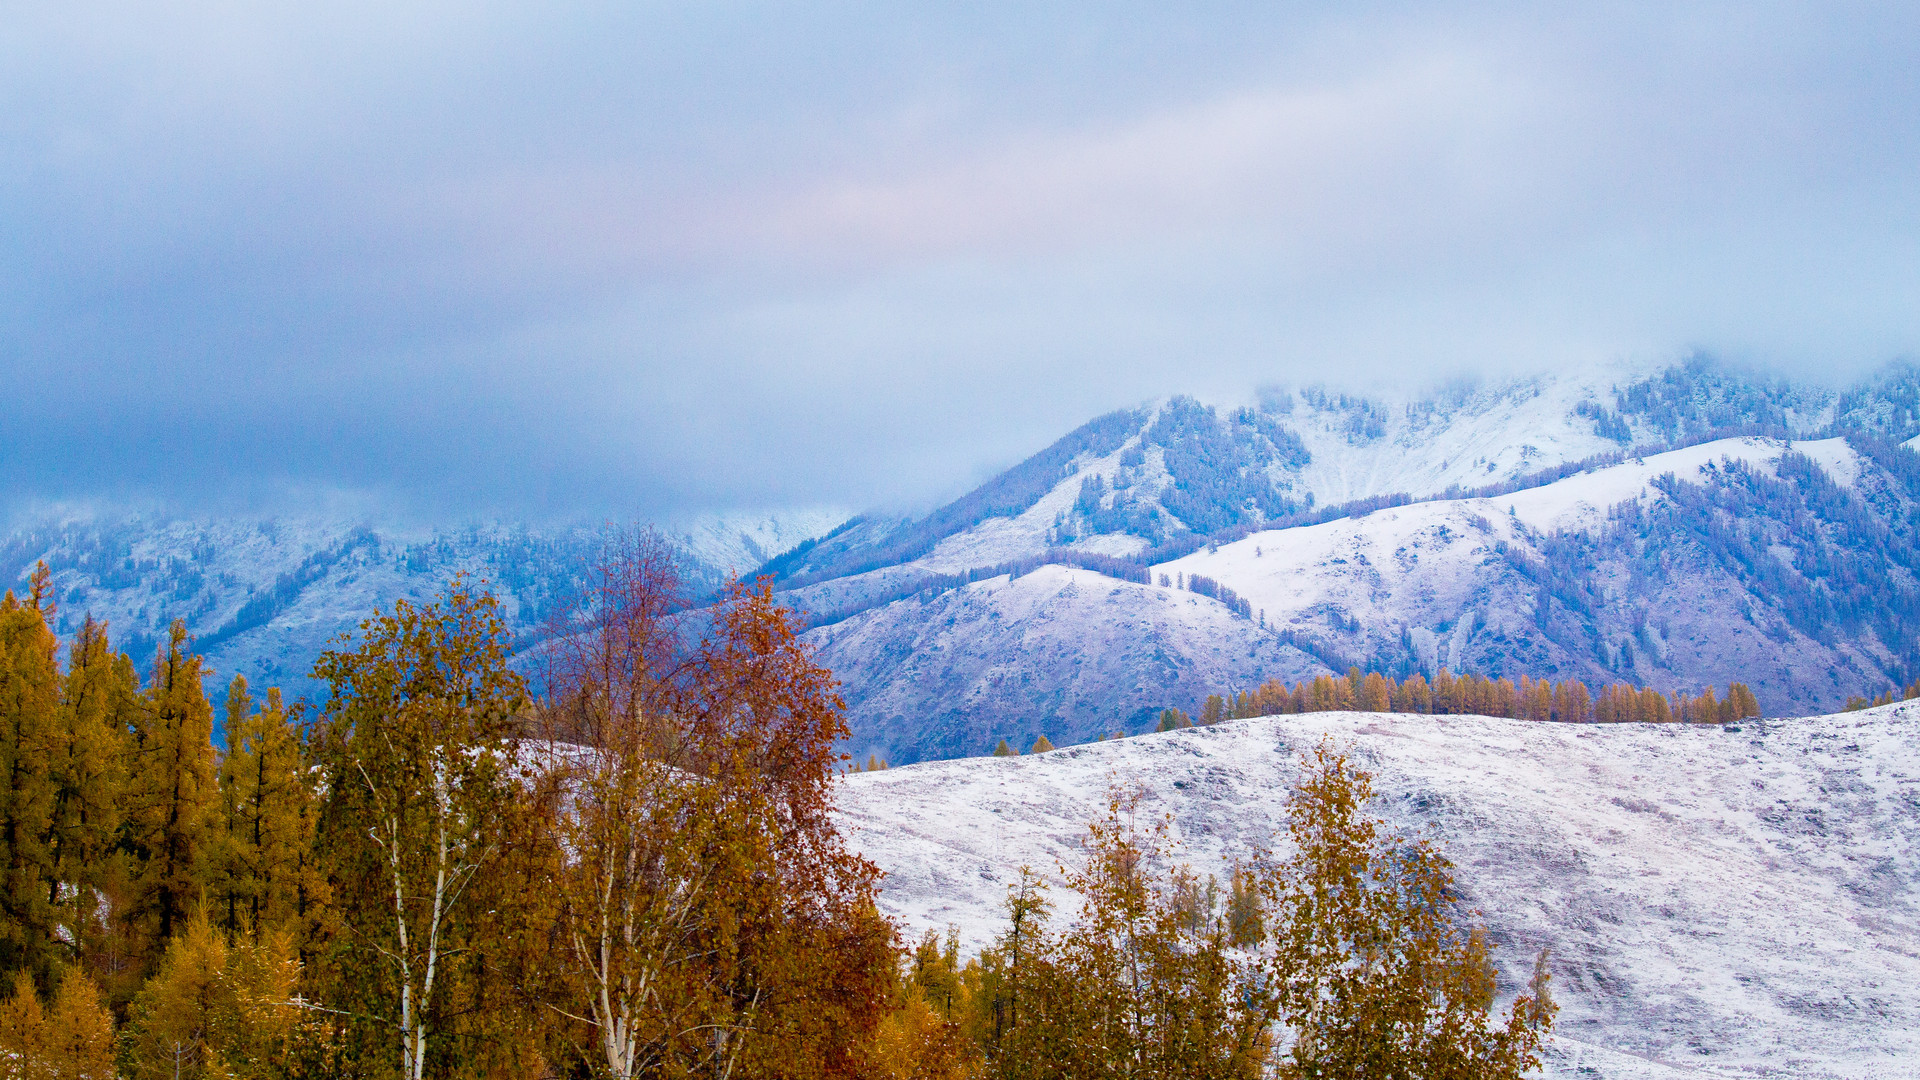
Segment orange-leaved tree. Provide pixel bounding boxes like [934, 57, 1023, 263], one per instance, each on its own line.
[535, 529, 892, 1080]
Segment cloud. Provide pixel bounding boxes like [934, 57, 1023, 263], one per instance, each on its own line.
[1, 3, 1918, 519]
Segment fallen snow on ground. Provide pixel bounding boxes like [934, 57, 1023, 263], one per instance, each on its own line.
[837, 706, 1920, 1079]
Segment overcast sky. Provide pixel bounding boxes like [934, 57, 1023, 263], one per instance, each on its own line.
[4, 2, 1918, 519]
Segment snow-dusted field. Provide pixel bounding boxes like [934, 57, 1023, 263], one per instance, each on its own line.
[836, 706, 1920, 1079]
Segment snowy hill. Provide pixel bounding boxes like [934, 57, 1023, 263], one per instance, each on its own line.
[0, 507, 845, 700]
[774, 359, 1920, 762]
[809, 564, 1330, 763]
[765, 359, 1857, 590]
[836, 706, 1920, 1079]
[1153, 436, 1891, 713]
[805, 430, 1920, 761]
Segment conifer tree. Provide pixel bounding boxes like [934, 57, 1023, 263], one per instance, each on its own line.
[210, 677, 321, 944]
[1358, 673, 1391, 712]
[122, 913, 229, 1080]
[993, 739, 1014, 756]
[43, 969, 116, 1080]
[0, 575, 61, 989]
[1395, 673, 1431, 714]
[1726, 683, 1761, 719]
[120, 620, 219, 972]
[1028, 735, 1054, 753]
[0, 969, 47, 1074]
[49, 615, 132, 977]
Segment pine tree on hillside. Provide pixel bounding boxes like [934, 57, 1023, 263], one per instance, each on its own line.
[50, 616, 132, 976]
[44, 969, 116, 1080]
[1029, 735, 1054, 753]
[121, 620, 219, 974]
[0, 575, 61, 989]
[211, 677, 322, 945]
[993, 739, 1014, 756]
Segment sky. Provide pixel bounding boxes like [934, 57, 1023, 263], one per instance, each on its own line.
[3, 2, 1919, 520]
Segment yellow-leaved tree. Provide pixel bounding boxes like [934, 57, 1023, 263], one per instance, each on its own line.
[309, 579, 548, 1080]
[1268, 740, 1556, 1078]
[119, 913, 301, 1080]
[972, 740, 1555, 1079]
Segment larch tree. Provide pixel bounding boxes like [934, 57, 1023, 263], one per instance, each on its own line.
[120, 620, 219, 974]
[49, 615, 132, 978]
[0, 570, 61, 990]
[210, 676, 321, 945]
[0, 967, 111, 1078]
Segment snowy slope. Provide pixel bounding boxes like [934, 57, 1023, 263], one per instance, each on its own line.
[805, 564, 1331, 763]
[804, 431, 1918, 761]
[837, 706, 1920, 1079]
[1278, 367, 1646, 504]
[774, 366, 1686, 588]
[1151, 437, 1886, 711]
[0, 508, 846, 699]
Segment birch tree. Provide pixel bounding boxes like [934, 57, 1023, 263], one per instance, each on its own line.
[311, 581, 534, 1080]
[536, 530, 893, 1080]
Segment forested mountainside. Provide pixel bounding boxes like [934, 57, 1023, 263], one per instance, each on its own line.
[0, 509, 843, 700]
[763, 359, 1920, 763]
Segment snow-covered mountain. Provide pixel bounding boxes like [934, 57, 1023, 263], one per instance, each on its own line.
[0, 508, 845, 701]
[773, 359, 1920, 763]
[11, 355, 1920, 752]
[837, 705, 1920, 1080]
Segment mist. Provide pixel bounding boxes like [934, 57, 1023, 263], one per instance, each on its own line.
[4, 2, 1917, 520]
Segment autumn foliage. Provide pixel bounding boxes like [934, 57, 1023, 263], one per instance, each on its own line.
[1203, 666, 1762, 726]
[533, 528, 892, 1080]
[925, 742, 1555, 1080]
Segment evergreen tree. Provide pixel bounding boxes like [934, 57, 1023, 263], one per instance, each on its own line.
[210, 677, 321, 944]
[49, 616, 132, 978]
[0, 574, 61, 990]
[120, 620, 219, 974]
